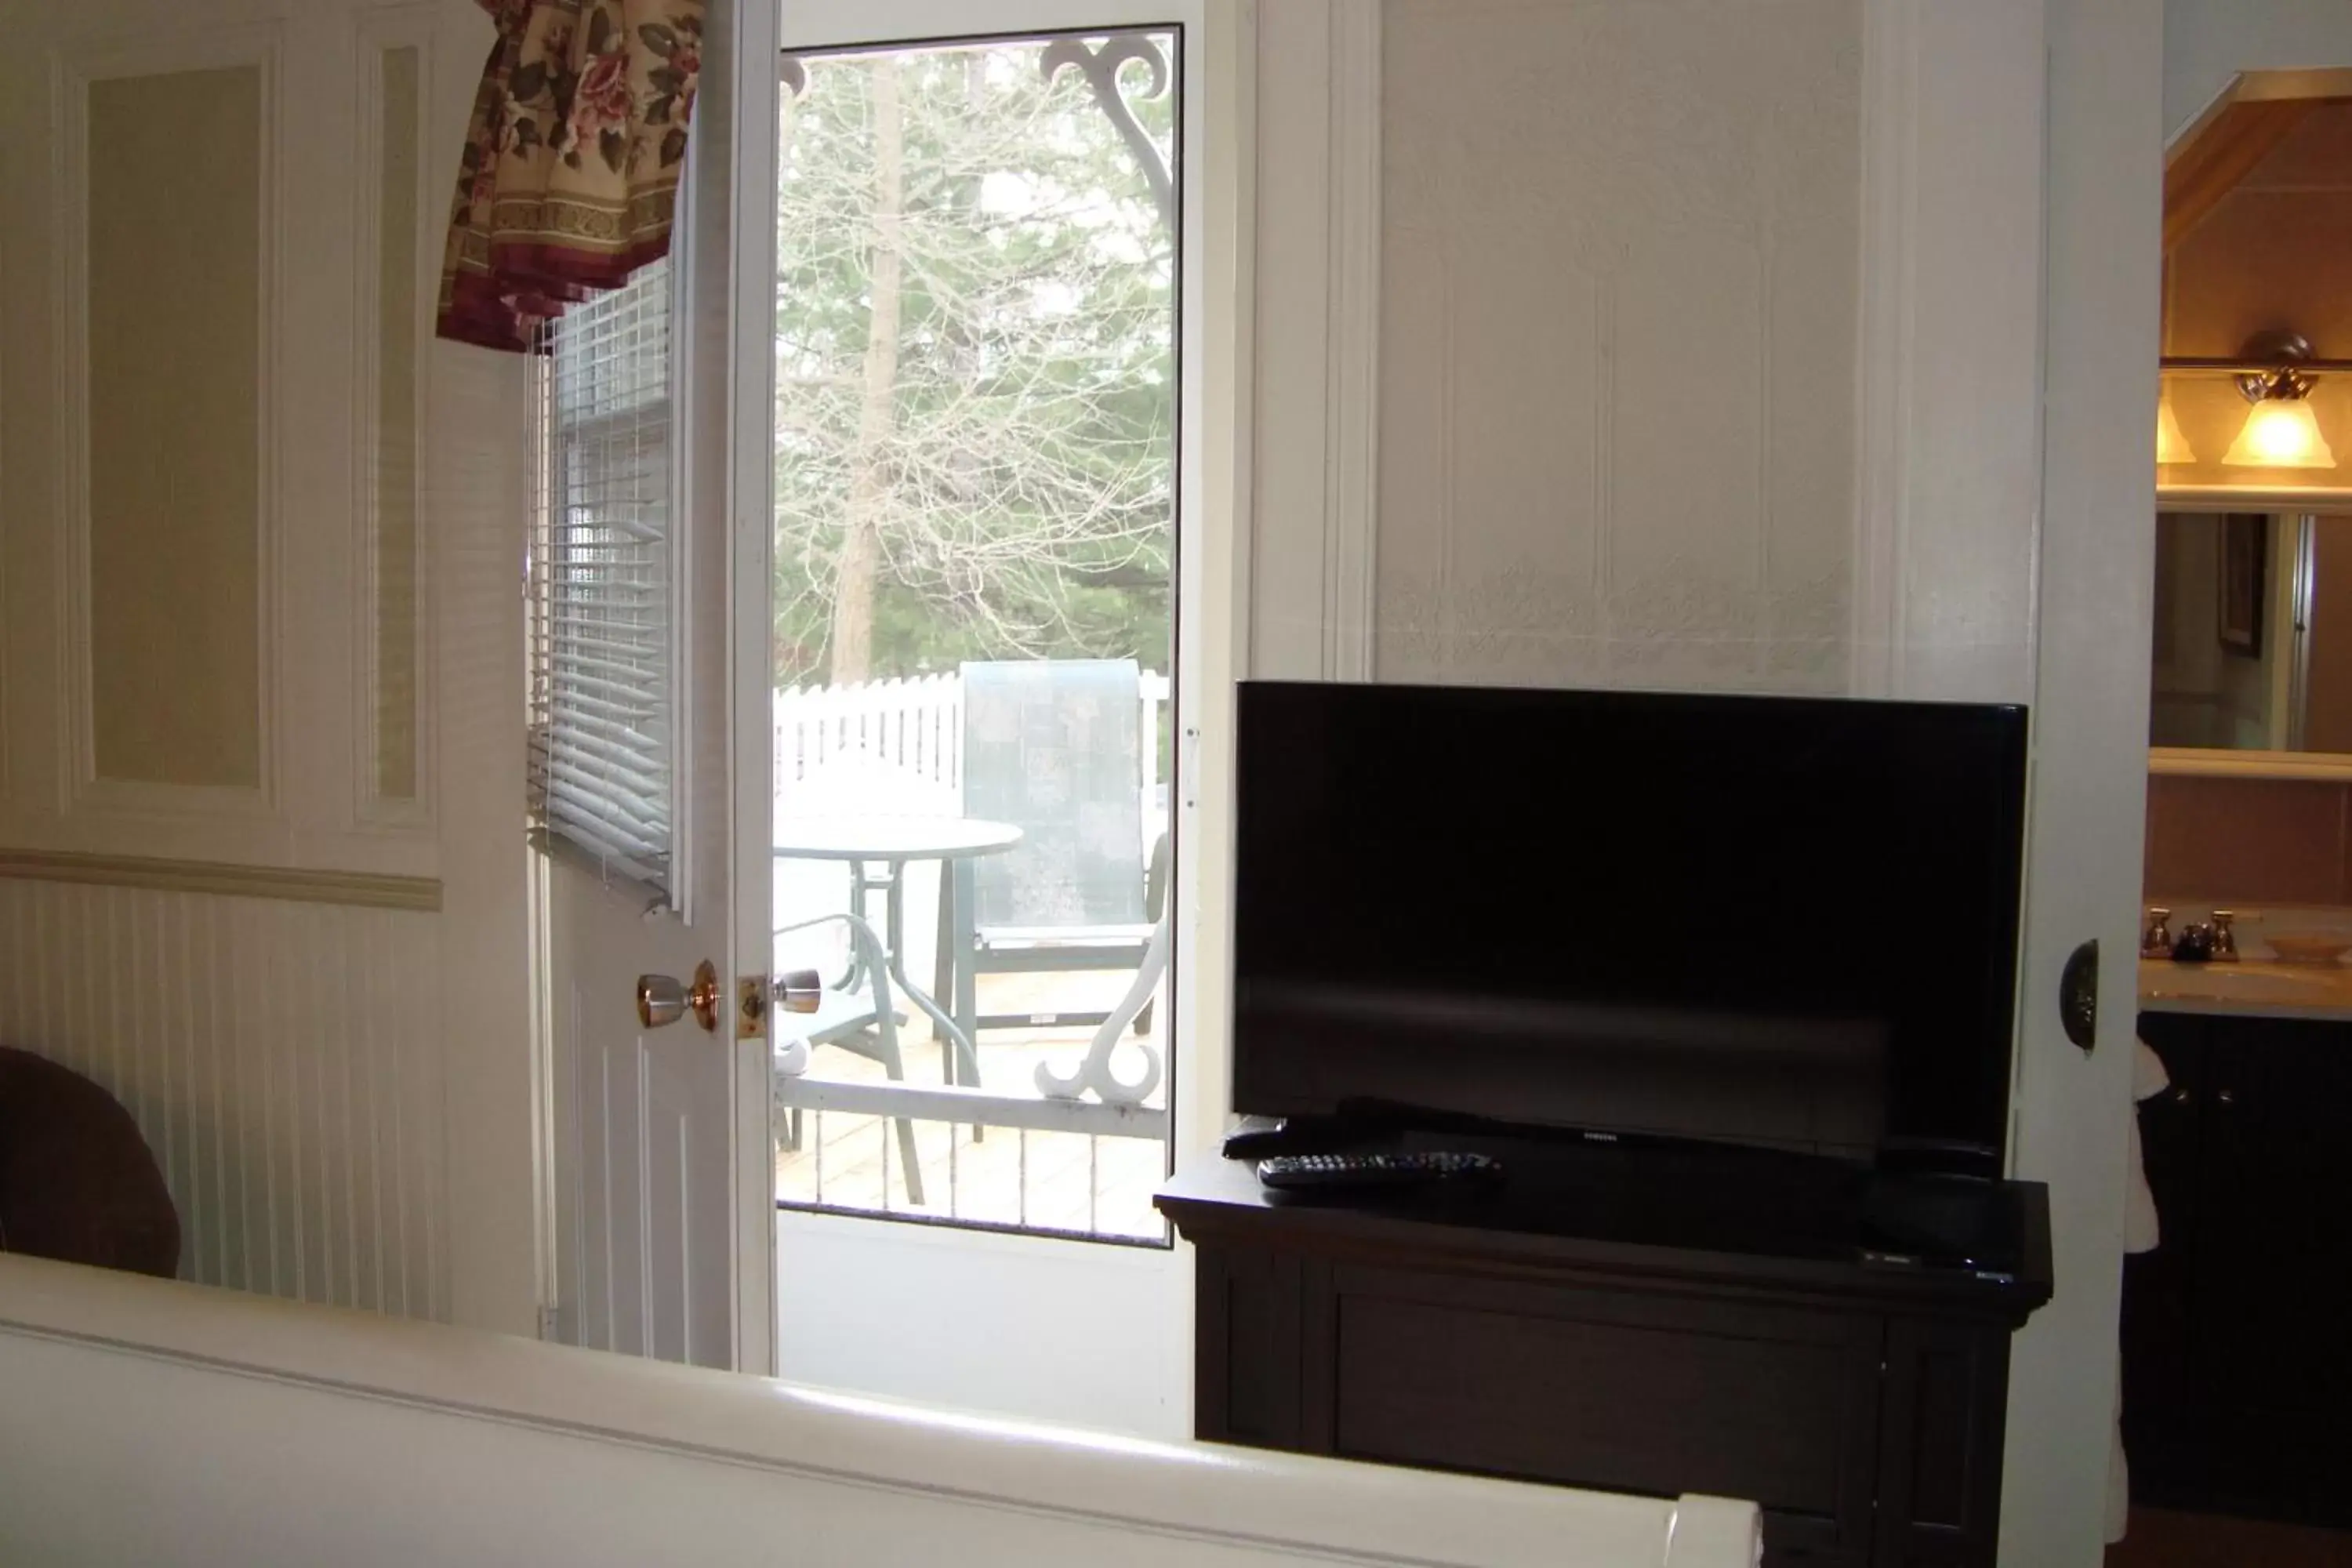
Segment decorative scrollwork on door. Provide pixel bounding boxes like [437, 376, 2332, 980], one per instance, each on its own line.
[1040, 34, 1174, 234]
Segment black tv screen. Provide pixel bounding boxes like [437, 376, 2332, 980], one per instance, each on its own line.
[1232, 682, 2029, 1174]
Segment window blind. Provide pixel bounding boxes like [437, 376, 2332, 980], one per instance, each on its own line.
[528, 256, 678, 896]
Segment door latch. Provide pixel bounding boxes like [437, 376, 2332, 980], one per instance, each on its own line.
[735, 970, 826, 1040]
[2060, 938, 2098, 1053]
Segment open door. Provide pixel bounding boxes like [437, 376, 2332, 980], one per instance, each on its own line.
[539, 0, 779, 1374]
[1998, 3, 2163, 1561]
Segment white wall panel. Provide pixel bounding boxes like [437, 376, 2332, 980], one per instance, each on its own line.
[0, 880, 448, 1319]
[1374, 0, 1863, 692]
[0, 0, 528, 1336]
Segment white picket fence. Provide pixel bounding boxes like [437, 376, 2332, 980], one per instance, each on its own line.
[773, 667, 1171, 817]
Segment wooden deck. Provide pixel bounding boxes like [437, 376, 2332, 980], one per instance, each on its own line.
[773, 969, 1170, 1241]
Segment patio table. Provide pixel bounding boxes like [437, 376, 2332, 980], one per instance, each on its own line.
[772, 815, 1022, 1094]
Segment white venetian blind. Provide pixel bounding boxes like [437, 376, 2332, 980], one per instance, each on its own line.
[528, 256, 678, 895]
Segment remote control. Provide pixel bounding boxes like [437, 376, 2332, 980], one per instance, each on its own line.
[1254, 1150, 1503, 1193]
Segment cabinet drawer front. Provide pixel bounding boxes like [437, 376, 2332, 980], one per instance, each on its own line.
[1323, 1269, 1879, 1555]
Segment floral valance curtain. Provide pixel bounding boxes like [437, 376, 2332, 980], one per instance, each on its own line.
[437, 0, 703, 352]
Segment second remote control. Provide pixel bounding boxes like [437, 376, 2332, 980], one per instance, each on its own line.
[1255, 1150, 1502, 1193]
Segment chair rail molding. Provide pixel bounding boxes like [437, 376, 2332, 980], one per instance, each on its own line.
[0, 848, 441, 911]
[1251, 0, 1378, 681]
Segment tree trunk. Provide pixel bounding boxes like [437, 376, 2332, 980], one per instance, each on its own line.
[828, 56, 903, 684]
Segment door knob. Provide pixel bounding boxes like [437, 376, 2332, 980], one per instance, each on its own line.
[777, 968, 822, 1014]
[637, 960, 721, 1033]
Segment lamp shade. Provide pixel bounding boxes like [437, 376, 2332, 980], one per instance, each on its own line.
[2156, 394, 2197, 465]
[2224, 397, 2336, 469]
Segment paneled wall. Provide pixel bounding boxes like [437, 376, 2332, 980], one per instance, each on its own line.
[0, 881, 448, 1316]
[0, 0, 531, 1332]
[1374, 0, 1861, 691]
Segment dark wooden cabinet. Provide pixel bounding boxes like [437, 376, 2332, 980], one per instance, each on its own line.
[1161, 1157, 2049, 1568]
[2125, 1011, 2352, 1526]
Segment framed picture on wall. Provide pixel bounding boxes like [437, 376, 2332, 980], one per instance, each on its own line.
[2219, 512, 2267, 658]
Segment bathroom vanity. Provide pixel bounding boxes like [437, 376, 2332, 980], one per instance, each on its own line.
[2126, 964, 2352, 1526]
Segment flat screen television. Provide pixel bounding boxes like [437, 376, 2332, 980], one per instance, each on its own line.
[1232, 681, 2029, 1177]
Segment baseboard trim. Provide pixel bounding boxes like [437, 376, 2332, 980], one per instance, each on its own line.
[0, 850, 441, 912]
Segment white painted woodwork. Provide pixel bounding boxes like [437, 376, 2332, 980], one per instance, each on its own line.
[775, 1073, 1172, 1138]
[0, 4, 465, 876]
[545, 0, 764, 1371]
[551, 938, 731, 1363]
[1373, 0, 1862, 694]
[747, 0, 1236, 1430]
[0, 880, 449, 1319]
[2004, 3, 2162, 1563]
[1250, 0, 1380, 681]
[0, 1254, 1760, 1568]
[1184, 0, 1254, 1183]
[0, 0, 539, 1338]
[723, 0, 786, 1381]
[1859, 0, 2049, 706]
[428, 305, 539, 1341]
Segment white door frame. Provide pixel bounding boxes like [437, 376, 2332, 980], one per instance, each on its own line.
[744, 0, 1253, 1427]
[762, 0, 1232, 1177]
[713, 0, 783, 1381]
[2004, 2, 2162, 1562]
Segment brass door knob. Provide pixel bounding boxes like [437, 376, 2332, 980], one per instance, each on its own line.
[637, 960, 721, 1033]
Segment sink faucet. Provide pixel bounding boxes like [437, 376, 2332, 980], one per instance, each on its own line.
[2143, 908, 2174, 958]
[2212, 909, 2241, 963]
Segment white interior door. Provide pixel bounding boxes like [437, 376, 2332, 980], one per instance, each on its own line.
[1999, 3, 2163, 1562]
[545, 0, 776, 1374]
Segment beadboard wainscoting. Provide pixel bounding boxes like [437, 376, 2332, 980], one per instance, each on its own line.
[0, 0, 534, 1334]
[0, 880, 449, 1319]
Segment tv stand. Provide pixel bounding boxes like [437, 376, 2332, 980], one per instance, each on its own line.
[1156, 1149, 2051, 1568]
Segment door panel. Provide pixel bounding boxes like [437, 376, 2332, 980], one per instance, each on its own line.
[554, 934, 730, 1363]
[544, 0, 773, 1372]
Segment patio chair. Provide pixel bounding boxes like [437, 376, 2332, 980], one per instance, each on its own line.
[771, 911, 943, 1207]
[949, 659, 1169, 1054]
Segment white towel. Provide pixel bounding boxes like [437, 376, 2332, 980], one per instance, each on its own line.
[2125, 1037, 2169, 1255]
[2112, 1034, 2176, 1542]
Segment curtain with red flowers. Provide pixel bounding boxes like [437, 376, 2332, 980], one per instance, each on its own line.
[437, 0, 703, 352]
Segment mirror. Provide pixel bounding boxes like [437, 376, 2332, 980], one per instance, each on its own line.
[2150, 510, 2352, 757]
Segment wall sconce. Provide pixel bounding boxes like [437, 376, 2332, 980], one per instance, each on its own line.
[2226, 397, 2334, 468]
[2223, 330, 2334, 469]
[2160, 329, 2344, 472]
[2156, 392, 2197, 465]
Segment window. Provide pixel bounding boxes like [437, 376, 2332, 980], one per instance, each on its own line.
[528, 258, 681, 897]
